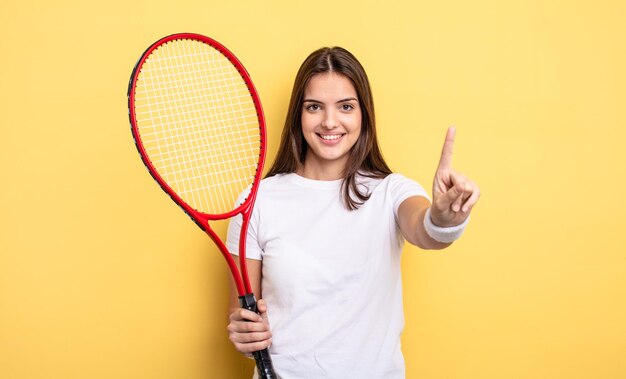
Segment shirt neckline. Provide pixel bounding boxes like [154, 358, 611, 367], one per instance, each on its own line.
[284, 173, 343, 189]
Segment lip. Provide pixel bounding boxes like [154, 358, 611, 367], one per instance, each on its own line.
[316, 133, 346, 145]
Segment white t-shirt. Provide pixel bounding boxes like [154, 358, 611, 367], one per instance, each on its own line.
[226, 173, 429, 379]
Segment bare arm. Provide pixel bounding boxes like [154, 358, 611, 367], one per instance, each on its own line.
[397, 196, 451, 250]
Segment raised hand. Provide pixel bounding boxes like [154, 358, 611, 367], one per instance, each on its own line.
[430, 127, 480, 227]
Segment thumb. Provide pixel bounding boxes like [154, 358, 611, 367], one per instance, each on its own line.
[257, 299, 267, 313]
[257, 299, 270, 325]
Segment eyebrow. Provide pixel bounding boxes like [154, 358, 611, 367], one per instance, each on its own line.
[303, 97, 358, 104]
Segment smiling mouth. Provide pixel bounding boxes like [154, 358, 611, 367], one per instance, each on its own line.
[317, 133, 346, 140]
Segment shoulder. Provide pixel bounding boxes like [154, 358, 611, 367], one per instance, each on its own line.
[357, 172, 425, 192]
[388, 173, 429, 199]
[362, 172, 430, 202]
[384, 173, 422, 188]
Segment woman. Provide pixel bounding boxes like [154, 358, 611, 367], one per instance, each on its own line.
[226, 47, 480, 378]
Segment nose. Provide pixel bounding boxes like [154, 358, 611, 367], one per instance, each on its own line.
[321, 110, 339, 129]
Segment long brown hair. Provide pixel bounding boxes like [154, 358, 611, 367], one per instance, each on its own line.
[266, 47, 392, 210]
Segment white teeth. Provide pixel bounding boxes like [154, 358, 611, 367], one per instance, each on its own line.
[320, 134, 343, 140]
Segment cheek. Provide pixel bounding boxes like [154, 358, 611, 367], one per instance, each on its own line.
[347, 110, 362, 131]
[301, 113, 316, 131]
[349, 114, 362, 135]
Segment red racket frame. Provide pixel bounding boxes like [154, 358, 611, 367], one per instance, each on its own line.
[127, 33, 267, 297]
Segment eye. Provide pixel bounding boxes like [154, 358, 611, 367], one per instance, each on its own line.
[341, 103, 355, 111]
[305, 104, 320, 111]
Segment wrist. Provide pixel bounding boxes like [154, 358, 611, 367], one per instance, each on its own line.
[423, 207, 469, 243]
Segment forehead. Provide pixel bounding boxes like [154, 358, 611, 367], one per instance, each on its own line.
[304, 73, 358, 98]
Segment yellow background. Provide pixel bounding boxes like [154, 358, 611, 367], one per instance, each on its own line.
[1, 0, 625, 378]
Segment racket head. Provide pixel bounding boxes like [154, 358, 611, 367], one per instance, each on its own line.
[127, 33, 266, 224]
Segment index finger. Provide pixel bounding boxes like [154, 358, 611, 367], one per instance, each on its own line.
[437, 126, 456, 170]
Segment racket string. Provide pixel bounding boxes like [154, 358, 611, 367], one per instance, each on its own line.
[134, 39, 261, 215]
[146, 146, 260, 178]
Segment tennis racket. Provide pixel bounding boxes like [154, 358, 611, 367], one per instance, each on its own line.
[127, 33, 276, 378]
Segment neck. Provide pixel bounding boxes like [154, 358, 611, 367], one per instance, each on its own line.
[298, 154, 347, 181]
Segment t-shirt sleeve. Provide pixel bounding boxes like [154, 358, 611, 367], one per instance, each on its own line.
[225, 187, 263, 260]
[388, 173, 430, 217]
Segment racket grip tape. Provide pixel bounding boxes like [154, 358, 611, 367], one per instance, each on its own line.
[239, 293, 278, 379]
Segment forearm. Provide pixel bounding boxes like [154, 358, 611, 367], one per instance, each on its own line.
[414, 206, 453, 250]
[398, 196, 452, 250]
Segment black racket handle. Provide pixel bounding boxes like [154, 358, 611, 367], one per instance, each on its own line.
[239, 293, 278, 379]
[252, 349, 276, 379]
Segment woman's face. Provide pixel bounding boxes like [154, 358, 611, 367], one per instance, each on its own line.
[301, 73, 362, 173]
